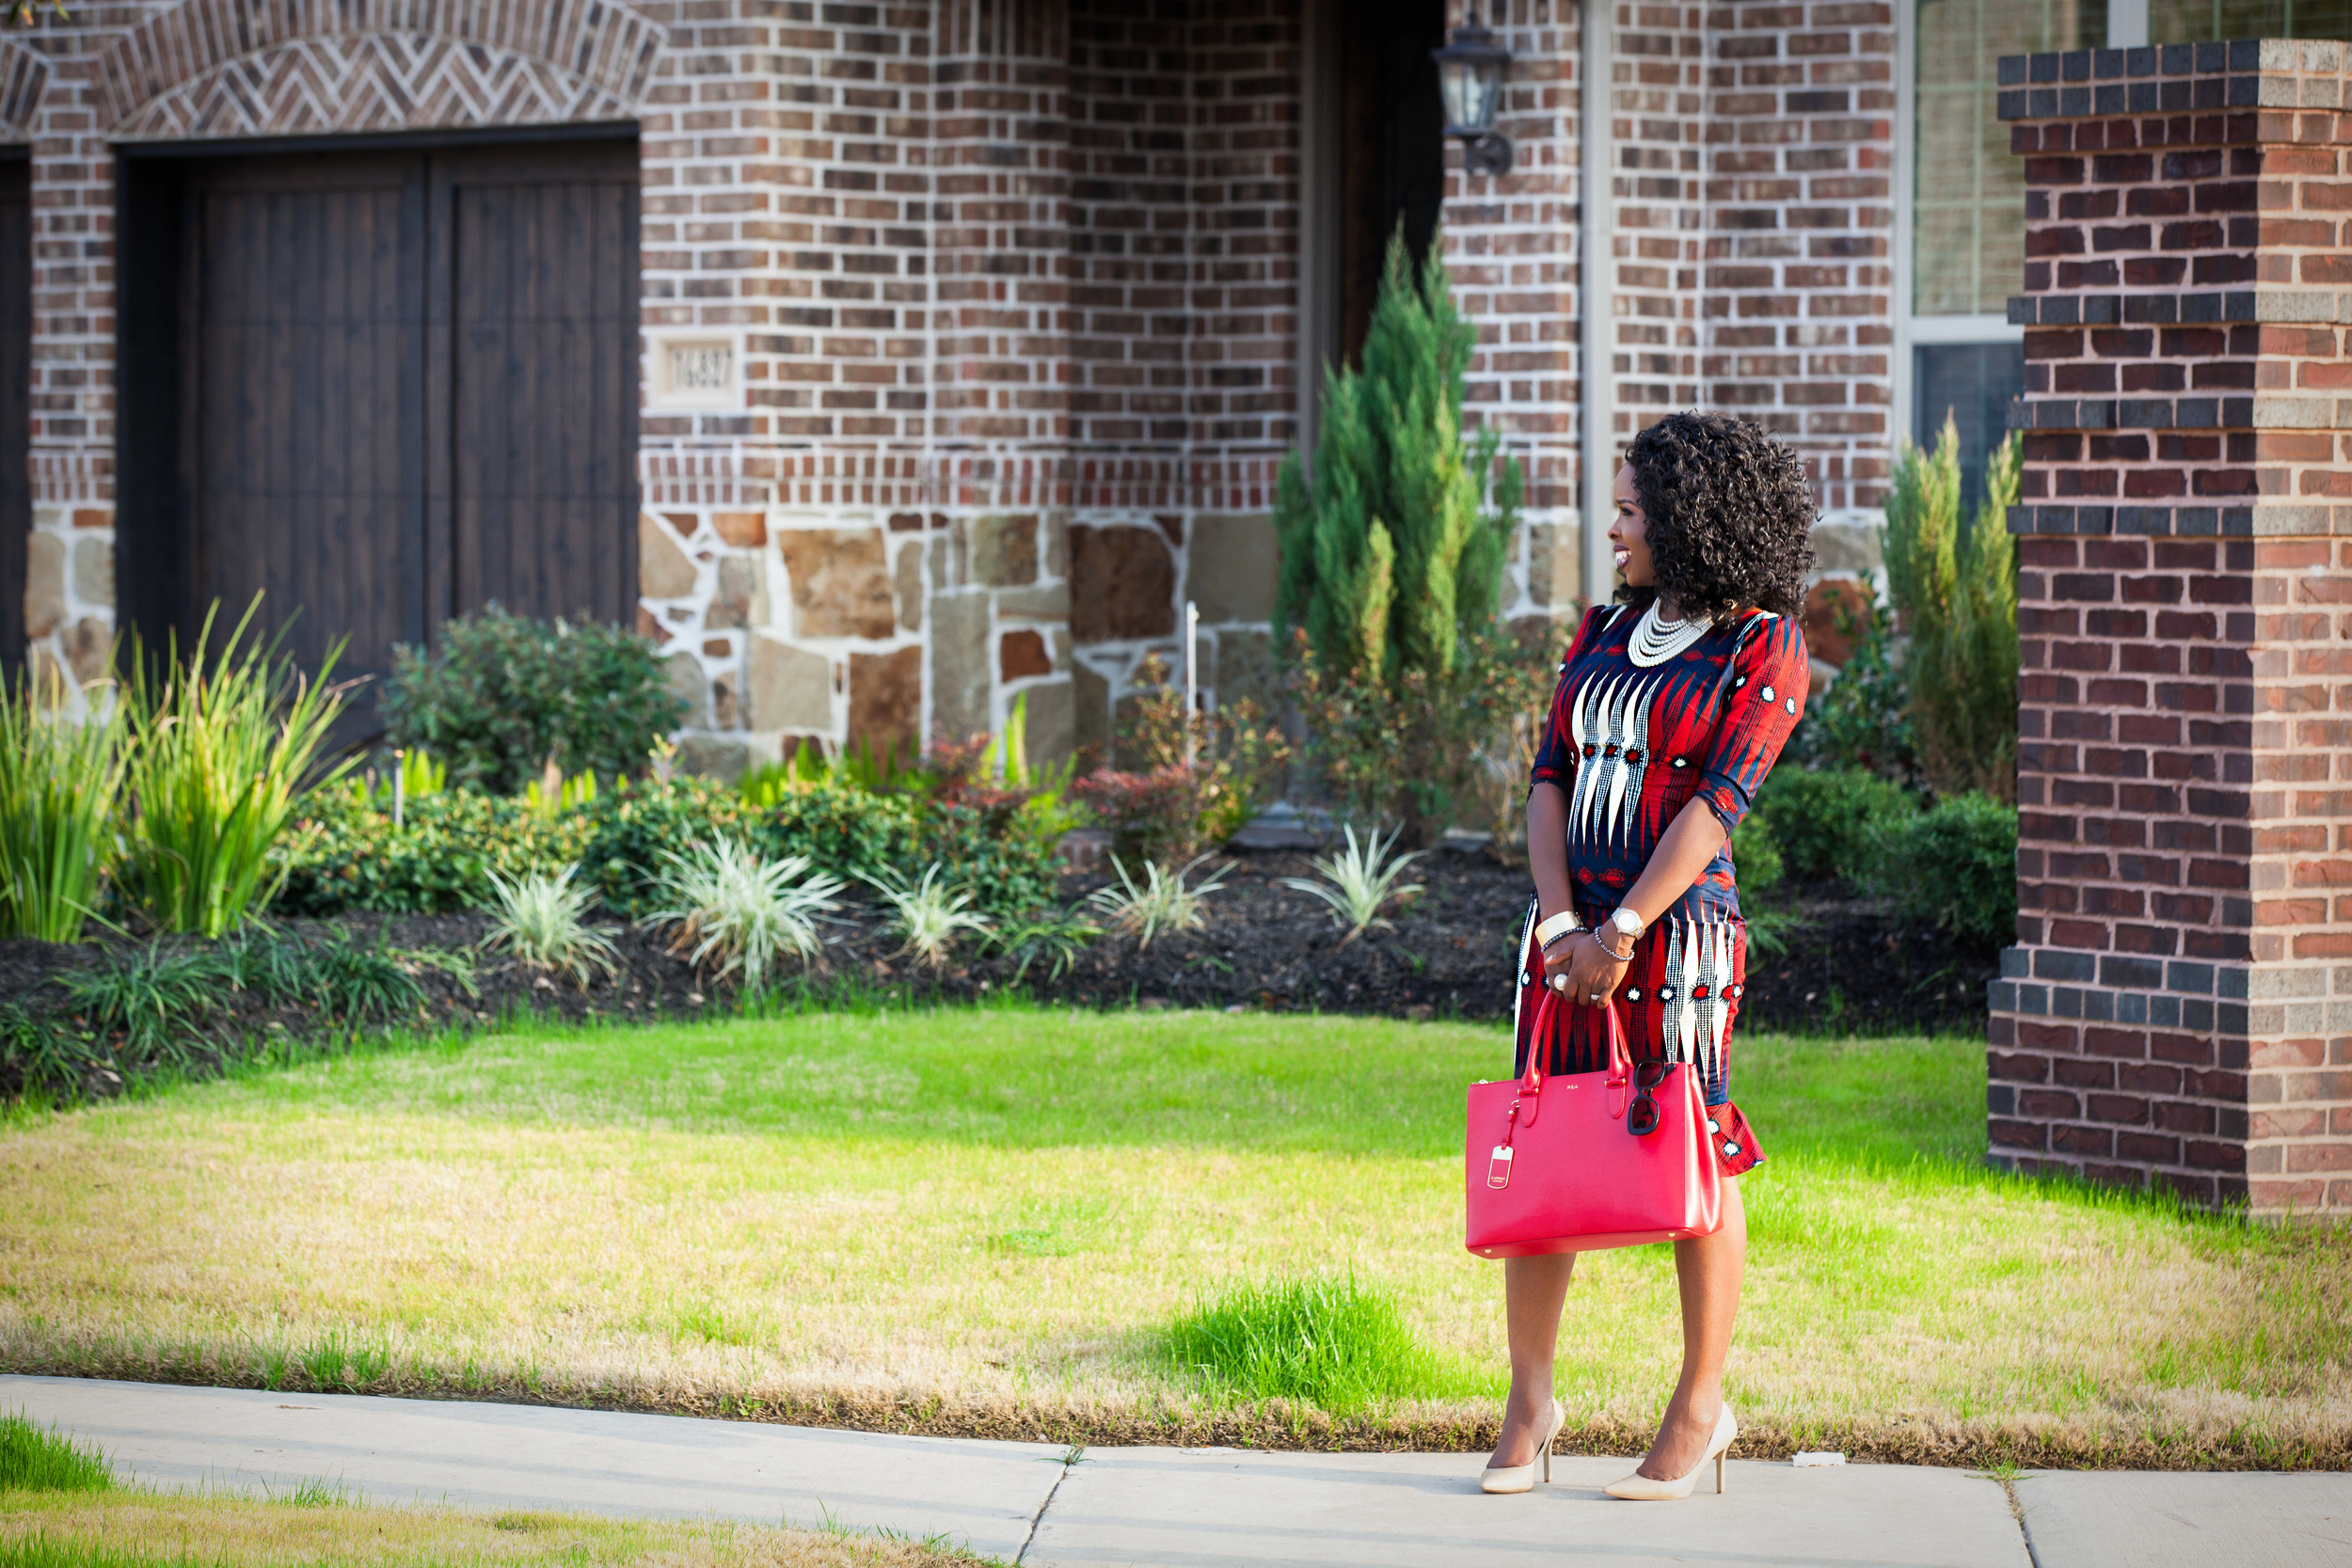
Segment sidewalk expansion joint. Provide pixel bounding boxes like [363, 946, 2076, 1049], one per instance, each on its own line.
[1016, 1448, 1083, 1564]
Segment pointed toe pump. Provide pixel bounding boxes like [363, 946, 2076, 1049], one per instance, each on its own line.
[1602, 1404, 1737, 1501]
[1480, 1399, 1567, 1495]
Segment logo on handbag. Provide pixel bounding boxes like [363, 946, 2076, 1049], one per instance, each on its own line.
[1487, 1145, 1515, 1189]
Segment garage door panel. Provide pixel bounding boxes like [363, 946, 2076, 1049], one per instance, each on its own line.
[135, 137, 639, 734]
[444, 148, 638, 628]
[0, 156, 24, 675]
[188, 166, 423, 690]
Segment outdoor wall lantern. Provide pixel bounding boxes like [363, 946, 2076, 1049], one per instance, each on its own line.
[1432, 14, 1513, 177]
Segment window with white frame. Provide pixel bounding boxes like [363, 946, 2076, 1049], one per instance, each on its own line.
[1909, 0, 2106, 502]
[1903, 0, 2352, 501]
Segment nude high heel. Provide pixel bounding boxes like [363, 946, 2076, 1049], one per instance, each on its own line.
[1602, 1404, 1737, 1501]
[1480, 1398, 1566, 1494]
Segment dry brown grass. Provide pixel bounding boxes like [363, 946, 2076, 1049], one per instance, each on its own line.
[3, 1011, 2348, 1470]
[0, 1489, 992, 1567]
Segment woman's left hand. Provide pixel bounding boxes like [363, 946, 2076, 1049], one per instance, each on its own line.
[1555, 932, 1632, 1008]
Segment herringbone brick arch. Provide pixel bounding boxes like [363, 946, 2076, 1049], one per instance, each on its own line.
[98, 0, 665, 137]
[0, 40, 47, 140]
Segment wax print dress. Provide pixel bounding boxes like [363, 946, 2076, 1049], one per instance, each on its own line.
[1512, 601, 1809, 1177]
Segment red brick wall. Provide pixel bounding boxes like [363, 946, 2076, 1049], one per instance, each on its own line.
[1442, 0, 1897, 626]
[1701, 0, 1893, 526]
[1994, 39, 2352, 1211]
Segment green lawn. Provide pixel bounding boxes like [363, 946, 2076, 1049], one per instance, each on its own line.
[2, 1004, 2344, 1467]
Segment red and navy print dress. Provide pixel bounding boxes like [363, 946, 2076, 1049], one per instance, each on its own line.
[1511, 601, 1809, 1178]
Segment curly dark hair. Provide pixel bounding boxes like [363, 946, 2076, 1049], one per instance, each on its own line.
[1617, 412, 1817, 623]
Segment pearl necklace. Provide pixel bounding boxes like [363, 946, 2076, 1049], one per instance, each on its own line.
[1626, 602, 1709, 668]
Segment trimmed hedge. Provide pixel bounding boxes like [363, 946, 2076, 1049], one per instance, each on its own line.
[1753, 768, 1918, 885]
[1872, 792, 2018, 949]
[272, 776, 1064, 920]
[382, 610, 689, 794]
[272, 788, 589, 915]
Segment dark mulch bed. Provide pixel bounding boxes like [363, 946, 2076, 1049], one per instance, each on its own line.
[0, 849, 1994, 1099]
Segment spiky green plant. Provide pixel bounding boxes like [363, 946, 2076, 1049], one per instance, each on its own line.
[1279, 824, 1424, 942]
[1086, 854, 1230, 949]
[484, 864, 621, 987]
[119, 600, 354, 937]
[646, 838, 845, 990]
[987, 911, 1103, 982]
[0, 661, 126, 941]
[865, 863, 993, 968]
[396, 747, 446, 800]
[1883, 419, 2021, 801]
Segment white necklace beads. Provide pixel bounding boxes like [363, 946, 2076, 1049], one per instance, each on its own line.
[1627, 602, 1709, 667]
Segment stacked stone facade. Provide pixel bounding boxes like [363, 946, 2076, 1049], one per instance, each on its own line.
[1993, 40, 2352, 1211]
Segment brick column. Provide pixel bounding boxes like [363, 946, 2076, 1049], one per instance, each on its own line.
[1990, 40, 2352, 1212]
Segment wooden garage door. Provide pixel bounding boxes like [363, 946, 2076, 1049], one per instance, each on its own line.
[135, 138, 639, 720]
[0, 153, 27, 676]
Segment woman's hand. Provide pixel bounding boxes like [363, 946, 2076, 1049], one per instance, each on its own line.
[1542, 931, 1631, 1008]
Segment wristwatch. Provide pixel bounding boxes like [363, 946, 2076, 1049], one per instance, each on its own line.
[1601, 907, 1645, 959]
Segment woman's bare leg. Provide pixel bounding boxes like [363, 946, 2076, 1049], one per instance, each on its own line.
[1488, 1253, 1576, 1467]
[1637, 1176, 1746, 1479]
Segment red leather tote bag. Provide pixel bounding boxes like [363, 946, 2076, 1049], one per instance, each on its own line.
[1464, 990, 1724, 1258]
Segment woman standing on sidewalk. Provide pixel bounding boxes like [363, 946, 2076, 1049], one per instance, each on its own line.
[1482, 411, 1814, 1501]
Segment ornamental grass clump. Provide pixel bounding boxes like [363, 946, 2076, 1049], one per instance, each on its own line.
[866, 863, 993, 968]
[0, 1411, 113, 1494]
[1167, 1274, 1454, 1416]
[1279, 824, 1423, 942]
[120, 601, 353, 938]
[1087, 854, 1229, 949]
[483, 865, 620, 987]
[58, 945, 222, 1063]
[647, 837, 844, 990]
[0, 662, 126, 941]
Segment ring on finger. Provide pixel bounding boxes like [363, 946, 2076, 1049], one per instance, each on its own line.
[1549, 974, 1568, 993]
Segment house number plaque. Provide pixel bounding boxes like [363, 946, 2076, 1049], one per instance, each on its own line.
[651, 338, 739, 407]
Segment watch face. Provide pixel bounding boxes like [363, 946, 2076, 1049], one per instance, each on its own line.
[1611, 909, 1642, 936]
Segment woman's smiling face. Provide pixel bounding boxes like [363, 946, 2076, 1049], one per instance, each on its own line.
[1606, 463, 1655, 589]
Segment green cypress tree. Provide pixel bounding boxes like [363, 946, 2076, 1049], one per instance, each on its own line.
[1275, 233, 1521, 692]
[1882, 416, 2020, 801]
[1272, 233, 1534, 842]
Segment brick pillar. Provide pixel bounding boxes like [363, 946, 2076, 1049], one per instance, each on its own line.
[1990, 40, 2352, 1212]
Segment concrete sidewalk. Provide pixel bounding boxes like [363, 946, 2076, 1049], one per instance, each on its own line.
[6, 1376, 2347, 1567]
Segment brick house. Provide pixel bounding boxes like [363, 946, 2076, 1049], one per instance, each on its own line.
[0, 0, 1905, 777]
[5, 0, 2352, 1207]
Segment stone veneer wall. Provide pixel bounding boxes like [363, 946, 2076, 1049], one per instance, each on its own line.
[1993, 40, 2352, 1212]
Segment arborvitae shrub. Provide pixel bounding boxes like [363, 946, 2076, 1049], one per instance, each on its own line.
[1274, 235, 1535, 843]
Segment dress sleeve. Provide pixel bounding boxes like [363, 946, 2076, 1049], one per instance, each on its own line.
[1530, 607, 1611, 790]
[1696, 611, 1809, 834]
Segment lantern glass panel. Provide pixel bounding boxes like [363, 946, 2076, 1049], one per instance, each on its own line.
[1439, 60, 1475, 129]
[1465, 61, 1501, 128]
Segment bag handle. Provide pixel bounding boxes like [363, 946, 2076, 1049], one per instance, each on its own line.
[1519, 982, 1631, 1100]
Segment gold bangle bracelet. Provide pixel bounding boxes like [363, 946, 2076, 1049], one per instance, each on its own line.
[1533, 911, 1582, 949]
